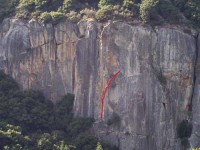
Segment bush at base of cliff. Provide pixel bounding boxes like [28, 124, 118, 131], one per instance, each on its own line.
[0, 71, 19, 97]
[1, 90, 54, 132]
[0, 71, 118, 150]
[67, 118, 94, 138]
[36, 133, 74, 150]
[0, 124, 31, 150]
[96, 142, 103, 150]
[53, 94, 74, 130]
[74, 134, 98, 150]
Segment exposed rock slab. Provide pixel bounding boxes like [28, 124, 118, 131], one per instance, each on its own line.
[0, 19, 78, 102]
[190, 34, 200, 148]
[74, 21, 99, 117]
[97, 22, 196, 150]
[0, 19, 199, 150]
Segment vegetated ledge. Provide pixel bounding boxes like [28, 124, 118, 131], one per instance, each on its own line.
[3, 14, 200, 35]
[1, 0, 200, 29]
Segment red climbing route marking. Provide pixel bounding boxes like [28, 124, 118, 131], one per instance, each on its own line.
[100, 70, 121, 119]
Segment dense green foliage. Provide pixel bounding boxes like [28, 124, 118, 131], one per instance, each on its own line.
[0, 0, 200, 26]
[0, 71, 118, 150]
[39, 11, 66, 24]
[0, 0, 18, 21]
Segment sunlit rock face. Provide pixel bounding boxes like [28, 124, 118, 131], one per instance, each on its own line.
[0, 19, 78, 102]
[97, 22, 196, 150]
[0, 18, 199, 150]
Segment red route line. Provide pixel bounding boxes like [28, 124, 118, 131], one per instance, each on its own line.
[100, 70, 121, 119]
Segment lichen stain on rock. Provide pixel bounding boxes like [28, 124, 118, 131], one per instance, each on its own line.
[163, 71, 193, 86]
[180, 76, 193, 86]
[108, 51, 118, 67]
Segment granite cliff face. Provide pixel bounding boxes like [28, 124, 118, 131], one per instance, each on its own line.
[0, 18, 199, 150]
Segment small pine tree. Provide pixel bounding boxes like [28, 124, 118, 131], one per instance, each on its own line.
[96, 142, 103, 150]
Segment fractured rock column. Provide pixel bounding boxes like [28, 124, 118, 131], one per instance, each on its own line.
[190, 33, 200, 148]
[151, 28, 196, 150]
[98, 22, 156, 150]
[74, 21, 100, 117]
[96, 22, 196, 150]
[0, 19, 79, 102]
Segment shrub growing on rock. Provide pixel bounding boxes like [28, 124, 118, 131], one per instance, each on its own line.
[66, 11, 81, 22]
[53, 93, 75, 130]
[16, 0, 35, 19]
[39, 11, 52, 23]
[140, 0, 159, 23]
[50, 11, 66, 24]
[96, 5, 114, 21]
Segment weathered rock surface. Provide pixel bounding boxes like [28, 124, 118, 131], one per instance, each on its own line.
[190, 34, 200, 148]
[96, 22, 196, 150]
[0, 18, 199, 150]
[74, 21, 100, 117]
[0, 19, 78, 102]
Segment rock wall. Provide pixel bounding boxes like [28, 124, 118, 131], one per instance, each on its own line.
[0, 18, 199, 150]
[190, 33, 200, 148]
[0, 18, 78, 103]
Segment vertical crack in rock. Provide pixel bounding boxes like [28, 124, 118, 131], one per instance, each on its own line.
[190, 33, 200, 148]
[27, 26, 32, 89]
[53, 25, 57, 69]
[72, 57, 75, 92]
[190, 33, 199, 113]
[147, 28, 159, 150]
[74, 21, 99, 117]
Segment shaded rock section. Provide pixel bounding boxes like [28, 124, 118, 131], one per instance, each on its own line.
[190, 33, 200, 148]
[74, 21, 100, 117]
